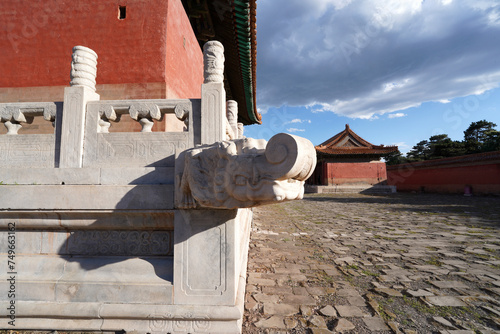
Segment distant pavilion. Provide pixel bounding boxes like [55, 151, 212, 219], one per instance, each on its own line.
[308, 124, 398, 192]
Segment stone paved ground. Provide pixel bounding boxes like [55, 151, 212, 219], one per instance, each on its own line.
[242, 193, 500, 334]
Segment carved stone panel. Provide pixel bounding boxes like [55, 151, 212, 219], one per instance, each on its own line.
[0, 134, 55, 167]
[174, 209, 238, 306]
[83, 132, 189, 167]
[67, 230, 173, 256]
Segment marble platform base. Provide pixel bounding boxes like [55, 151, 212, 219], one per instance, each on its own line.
[0, 208, 252, 333]
[0, 276, 246, 333]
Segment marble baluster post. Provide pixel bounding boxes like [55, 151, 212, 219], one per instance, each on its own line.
[226, 100, 238, 140]
[59, 46, 100, 168]
[200, 41, 226, 145]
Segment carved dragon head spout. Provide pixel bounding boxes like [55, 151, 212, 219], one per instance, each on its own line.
[176, 133, 317, 209]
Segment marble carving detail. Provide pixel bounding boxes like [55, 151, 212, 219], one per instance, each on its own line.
[177, 133, 317, 209]
[70, 45, 98, 91]
[0, 103, 57, 134]
[203, 41, 224, 84]
[67, 230, 173, 256]
[149, 314, 211, 333]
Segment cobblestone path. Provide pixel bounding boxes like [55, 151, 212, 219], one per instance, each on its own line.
[243, 193, 500, 334]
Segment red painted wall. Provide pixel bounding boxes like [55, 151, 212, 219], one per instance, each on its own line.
[323, 162, 387, 185]
[0, 0, 202, 98]
[387, 153, 500, 194]
[165, 0, 202, 98]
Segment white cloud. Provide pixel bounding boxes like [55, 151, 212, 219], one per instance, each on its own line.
[392, 142, 411, 153]
[257, 0, 500, 119]
[287, 118, 312, 124]
[287, 128, 306, 133]
[388, 113, 407, 118]
[257, 107, 268, 115]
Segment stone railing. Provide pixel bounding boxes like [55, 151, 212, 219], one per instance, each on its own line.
[0, 42, 316, 333]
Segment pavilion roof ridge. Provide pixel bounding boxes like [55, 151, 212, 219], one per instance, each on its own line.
[315, 124, 398, 156]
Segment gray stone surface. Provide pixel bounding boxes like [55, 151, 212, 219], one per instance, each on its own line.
[335, 305, 368, 317]
[308, 315, 327, 328]
[0, 184, 174, 210]
[424, 296, 468, 307]
[334, 318, 356, 332]
[255, 316, 286, 329]
[363, 316, 390, 331]
[243, 193, 500, 333]
[263, 303, 298, 316]
[318, 305, 337, 317]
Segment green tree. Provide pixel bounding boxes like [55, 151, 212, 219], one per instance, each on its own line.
[464, 120, 497, 153]
[384, 150, 408, 166]
[482, 129, 500, 152]
[406, 140, 430, 162]
[428, 134, 466, 159]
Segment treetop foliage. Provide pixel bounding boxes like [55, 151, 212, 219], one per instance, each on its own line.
[385, 120, 500, 165]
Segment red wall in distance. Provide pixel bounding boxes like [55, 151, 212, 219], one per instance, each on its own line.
[387, 152, 500, 194]
[323, 162, 387, 185]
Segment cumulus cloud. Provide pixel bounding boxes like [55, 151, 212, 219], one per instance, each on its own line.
[388, 113, 407, 118]
[257, 0, 500, 119]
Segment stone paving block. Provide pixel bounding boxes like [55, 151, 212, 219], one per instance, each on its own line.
[284, 317, 298, 329]
[282, 294, 316, 305]
[429, 280, 469, 289]
[309, 329, 334, 334]
[337, 288, 361, 297]
[255, 315, 286, 329]
[306, 286, 327, 295]
[335, 305, 368, 317]
[318, 305, 337, 317]
[347, 295, 367, 306]
[300, 305, 314, 316]
[273, 267, 295, 274]
[334, 257, 356, 265]
[308, 315, 328, 328]
[261, 286, 293, 295]
[432, 316, 456, 329]
[334, 318, 356, 332]
[405, 289, 434, 297]
[363, 316, 390, 331]
[424, 296, 467, 307]
[245, 294, 259, 311]
[379, 275, 406, 282]
[253, 293, 280, 303]
[247, 277, 276, 286]
[289, 274, 308, 281]
[374, 287, 403, 297]
[382, 253, 401, 258]
[263, 303, 299, 316]
[292, 286, 308, 295]
[388, 321, 402, 333]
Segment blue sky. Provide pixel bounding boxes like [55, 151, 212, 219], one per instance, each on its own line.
[245, 0, 500, 154]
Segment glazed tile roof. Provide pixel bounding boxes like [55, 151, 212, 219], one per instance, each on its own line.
[182, 0, 261, 125]
[315, 124, 398, 156]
